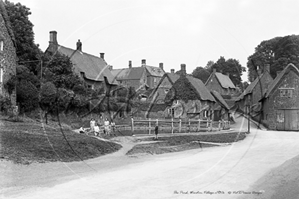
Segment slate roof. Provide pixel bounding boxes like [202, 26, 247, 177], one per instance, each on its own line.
[186, 75, 216, 102]
[206, 72, 236, 89]
[145, 65, 164, 77]
[56, 45, 116, 84]
[210, 91, 230, 110]
[111, 65, 165, 81]
[236, 70, 273, 102]
[264, 63, 299, 98]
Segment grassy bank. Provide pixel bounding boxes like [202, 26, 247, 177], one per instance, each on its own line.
[127, 132, 246, 155]
[0, 116, 122, 164]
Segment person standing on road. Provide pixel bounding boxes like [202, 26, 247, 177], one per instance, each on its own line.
[90, 118, 96, 133]
[155, 125, 159, 140]
[104, 118, 110, 135]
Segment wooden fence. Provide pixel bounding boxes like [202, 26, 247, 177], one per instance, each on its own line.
[115, 118, 230, 134]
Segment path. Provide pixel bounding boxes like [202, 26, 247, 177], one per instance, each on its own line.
[1, 116, 298, 199]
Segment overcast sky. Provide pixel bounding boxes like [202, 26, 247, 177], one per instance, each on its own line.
[10, 0, 299, 81]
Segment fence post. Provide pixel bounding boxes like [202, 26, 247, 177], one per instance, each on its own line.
[210, 120, 213, 131]
[198, 119, 201, 132]
[188, 118, 191, 133]
[131, 117, 134, 132]
[179, 119, 182, 133]
[171, 118, 174, 134]
[218, 120, 221, 131]
[148, 118, 151, 134]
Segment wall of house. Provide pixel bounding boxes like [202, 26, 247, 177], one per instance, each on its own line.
[0, 12, 17, 106]
[165, 99, 214, 119]
[206, 75, 230, 96]
[153, 77, 172, 104]
[262, 71, 299, 130]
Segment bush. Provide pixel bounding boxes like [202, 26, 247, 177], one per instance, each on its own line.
[0, 95, 12, 113]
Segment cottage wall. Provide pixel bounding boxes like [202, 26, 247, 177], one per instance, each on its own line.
[206, 75, 234, 96]
[262, 70, 299, 130]
[0, 10, 17, 105]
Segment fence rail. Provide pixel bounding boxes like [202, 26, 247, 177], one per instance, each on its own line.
[115, 118, 230, 134]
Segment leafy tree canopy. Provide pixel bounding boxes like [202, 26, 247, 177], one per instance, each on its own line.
[209, 56, 246, 87]
[4, 0, 42, 74]
[192, 66, 210, 83]
[247, 35, 299, 81]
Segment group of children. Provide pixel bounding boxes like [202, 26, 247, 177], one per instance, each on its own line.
[79, 117, 116, 136]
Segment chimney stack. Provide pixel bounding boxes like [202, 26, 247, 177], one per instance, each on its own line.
[171, 69, 175, 74]
[141, 59, 146, 66]
[49, 31, 58, 45]
[257, 66, 262, 76]
[100, 53, 105, 60]
[180, 64, 186, 76]
[76, 39, 82, 51]
[129, 60, 132, 68]
[213, 68, 217, 73]
[159, 63, 164, 71]
[226, 72, 230, 76]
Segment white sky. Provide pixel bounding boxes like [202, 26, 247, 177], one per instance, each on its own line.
[10, 0, 299, 81]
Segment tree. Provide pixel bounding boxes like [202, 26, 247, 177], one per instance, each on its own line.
[192, 66, 211, 83]
[247, 35, 299, 81]
[210, 56, 246, 87]
[4, 0, 42, 74]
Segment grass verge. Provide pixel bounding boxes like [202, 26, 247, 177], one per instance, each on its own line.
[0, 117, 122, 165]
[126, 132, 246, 156]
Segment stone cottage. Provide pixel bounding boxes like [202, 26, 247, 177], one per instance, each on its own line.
[235, 64, 273, 117]
[45, 31, 117, 90]
[111, 60, 165, 91]
[0, 0, 17, 106]
[148, 69, 179, 104]
[205, 68, 237, 96]
[165, 64, 216, 119]
[260, 63, 299, 131]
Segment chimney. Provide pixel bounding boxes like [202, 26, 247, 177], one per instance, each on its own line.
[76, 39, 82, 51]
[100, 53, 105, 60]
[129, 60, 132, 68]
[226, 72, 230, 76]
[141, 59, 146, 66]
[108, 65, 113, 70]
[264, 64, 270, 73]
[159, 63, 164, 71]
[171, 69, 175, 74]
[49, 31, 58, 45]
[213, 68, 217, 73]
[180, 64, 186, 76]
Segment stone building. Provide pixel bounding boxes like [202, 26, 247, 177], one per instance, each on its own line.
[205, 68, 237, 96]
[235, 64, 273, 116]
[165, 64, 216, 119]
[45, 31, 117, 90]
[111, 60, 165, 91]
[0, 0, 17, 106]
[260, 63, 299, 131]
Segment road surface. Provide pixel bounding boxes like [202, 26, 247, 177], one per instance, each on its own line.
[1, 116, 299, 199]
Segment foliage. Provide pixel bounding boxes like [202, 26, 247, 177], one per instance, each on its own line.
[0, 95, 12, 113]
[4, 0, 42, 74]
[209, 56, 245, 88]
[16, 79, 39, 113]
[165, 76, 200, 105]
[4, 75, 16, 95]
[247, 35, 299, 81]
[192, 66, 211, 83]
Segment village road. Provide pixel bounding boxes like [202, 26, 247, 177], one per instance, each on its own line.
[3, 116, 299, 199]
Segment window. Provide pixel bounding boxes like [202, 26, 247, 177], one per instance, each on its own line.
[279, 88, 294, 98]
[0, 41, 3, 51]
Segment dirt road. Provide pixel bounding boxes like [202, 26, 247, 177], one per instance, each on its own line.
[1, 116, 298, 199]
